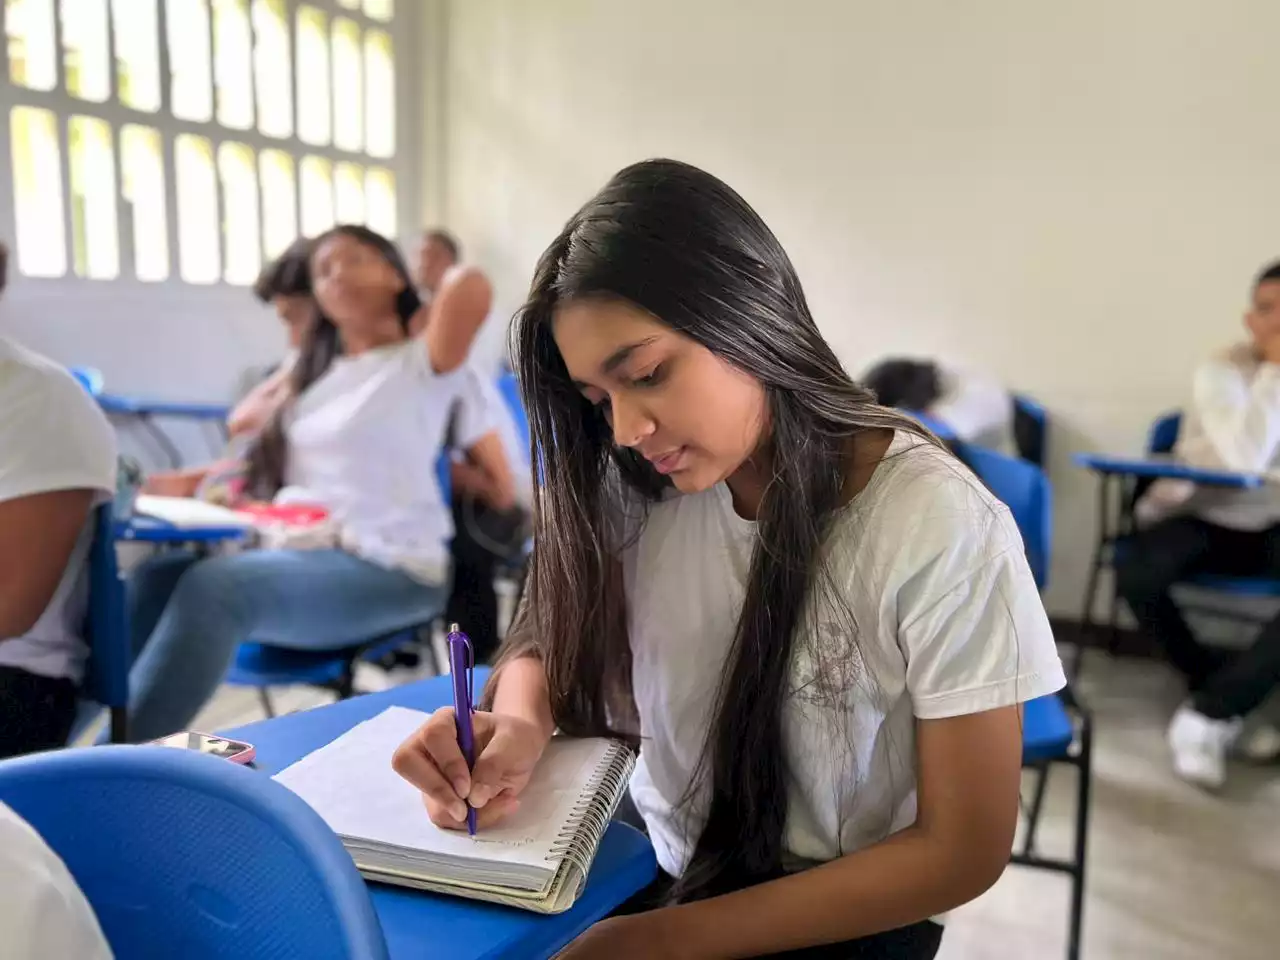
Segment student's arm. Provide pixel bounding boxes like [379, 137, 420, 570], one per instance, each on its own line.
[227, 365, 291, 438]
[455, 431, 517, 512]
[1189, 358, 1280, 472]
[0, 489, 97, 639]
[422, 267, 492, 375]
[142, 466, 212, 498]
[928, 371, 1011, 446]
[565, 709, 1021, 959]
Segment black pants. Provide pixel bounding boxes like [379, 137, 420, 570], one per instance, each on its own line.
[0, 666, 78, 759]
[1116, 516, 1280, 719]
[610, 795, 943, 959]
[444, 493, 501, 664]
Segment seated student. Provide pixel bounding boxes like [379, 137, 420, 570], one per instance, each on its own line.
[0, 246, 118, 758]
[119, 225, 515, 742]
[0, 801, 112, 958]
[147, 240, 317, 500]
[393, 160, 1065, 959]
[1119, 259, 1280, 789]
[862, 357, 1014, 453]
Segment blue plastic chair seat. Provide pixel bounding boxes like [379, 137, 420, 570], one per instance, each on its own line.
[227, 631, 422, 690]
[1022, 695, 1074, 764]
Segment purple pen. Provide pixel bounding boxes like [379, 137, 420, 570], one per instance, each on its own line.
[446, 623, 477, 836]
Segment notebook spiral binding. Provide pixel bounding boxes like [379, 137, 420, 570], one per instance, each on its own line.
[546, 743, 636, 879]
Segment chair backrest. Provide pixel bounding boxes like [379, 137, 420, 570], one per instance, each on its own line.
[906, 409, 958, 442]
[435, 450, 452, 504]
[82, 503, 129, 711]
[71, 366, 104, 396]
[958, 443, 1052, 590]
[496, 369, 530, 455]
[1012, 394, 1048, 466]
[1147, 411, 1182, 455]
[0, 746, 388, 960]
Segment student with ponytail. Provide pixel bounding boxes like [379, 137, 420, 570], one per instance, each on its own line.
[392, 162, 1064, 959]
[120, 226, 514, 742]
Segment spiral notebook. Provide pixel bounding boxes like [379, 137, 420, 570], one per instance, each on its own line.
[274, 706, 635, 914]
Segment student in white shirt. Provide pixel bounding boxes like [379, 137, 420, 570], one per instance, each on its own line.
[0, 243, 118, 757]
[1118, 259, 1280, 789]
[392, 160, 1064, 959]
[120, 226, 515, 742]
[862, 357, 1016, 454]
[0, 801, 112, 959]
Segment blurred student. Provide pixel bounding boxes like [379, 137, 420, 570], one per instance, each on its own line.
[393, 161, 1064, 958]
[119, 226, 514, 742]
[413, 228, 496, 373]
[862, 357, 1013, 453]
[0, 801, 112, 958]
[0, 243, 118, 758]
[1119, 259, 1280, 789]
[147, 241, 317, 500]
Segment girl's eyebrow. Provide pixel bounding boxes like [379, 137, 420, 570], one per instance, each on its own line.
[571, 336, 659, 391]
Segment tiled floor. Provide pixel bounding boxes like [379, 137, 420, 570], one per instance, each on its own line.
[195, 653, 1280, 959]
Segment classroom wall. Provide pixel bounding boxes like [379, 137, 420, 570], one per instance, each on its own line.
[433, 0, 1280, 615]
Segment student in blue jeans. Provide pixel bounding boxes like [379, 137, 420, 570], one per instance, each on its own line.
[121, 226, 513, 741]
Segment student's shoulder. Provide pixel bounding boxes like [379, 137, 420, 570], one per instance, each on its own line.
[0, 339, 107, 425]
[832, 434, 1020, 579]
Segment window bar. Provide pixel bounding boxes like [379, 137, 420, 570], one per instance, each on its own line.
[157, 0, 182, 285]
[53, 2, 78, 277]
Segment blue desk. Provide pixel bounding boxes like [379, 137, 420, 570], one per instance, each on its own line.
[115, 515, 248, 546]
[1074, 451, 1268, 649]
[222, 676, 658, 960]
[99, 393, 231, 468]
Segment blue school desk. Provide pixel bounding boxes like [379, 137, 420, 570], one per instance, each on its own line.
[98, 393, 232, 467]
[115, 514, 249, 546]
[221, 675, 658, 960]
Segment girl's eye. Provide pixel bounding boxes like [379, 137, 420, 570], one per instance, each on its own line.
[632, 364, 665, 387]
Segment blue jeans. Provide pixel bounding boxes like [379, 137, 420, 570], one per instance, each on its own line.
[120, 549, 448, 741]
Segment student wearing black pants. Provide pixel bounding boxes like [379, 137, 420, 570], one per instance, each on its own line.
[1121, 259, 1280, 788]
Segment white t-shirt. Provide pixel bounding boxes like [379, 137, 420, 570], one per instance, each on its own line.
[0, 801, 112, 959]
[931, 367, 1015, 453]
[622, 432, 1065, 878]
[283, 341, 490, 584]
[451, 365, 532, 507]
[0, 337, 117, 682]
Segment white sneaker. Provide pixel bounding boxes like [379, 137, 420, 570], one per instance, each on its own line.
[1167, 703, 1242, 790]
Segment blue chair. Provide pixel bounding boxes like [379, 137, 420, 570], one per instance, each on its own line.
[71, 365, 104, 396]
[959, 443, 1092, 960]
[0, 745, 387, 959]
[1012, 394, 1049, 467]
[72, 503, 131, 743]
[224, 453, 454, 716]
[904, 408, 957, 442]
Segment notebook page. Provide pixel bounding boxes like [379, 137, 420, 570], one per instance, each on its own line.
[275, 706, 613, 876]
[134, 495, 255, 529]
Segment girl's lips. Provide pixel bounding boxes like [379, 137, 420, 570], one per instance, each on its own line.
[648, 447, 688, 474]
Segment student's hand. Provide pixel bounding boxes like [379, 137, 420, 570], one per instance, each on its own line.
[142, 471, 201, 498]
[392, 708, 549, 830]
[1262, 332, 1280, 367]
[555, 914, 687, 960]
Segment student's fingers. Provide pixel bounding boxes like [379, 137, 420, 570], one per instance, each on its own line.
[391, 710, 470, 816]
[469, 724, 539, 809]
[423, 789, 520, 831]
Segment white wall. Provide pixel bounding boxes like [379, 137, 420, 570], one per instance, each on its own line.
[435, 0, 1280, 615]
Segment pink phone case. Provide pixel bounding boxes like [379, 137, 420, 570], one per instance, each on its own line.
[153, 731, 256, 764]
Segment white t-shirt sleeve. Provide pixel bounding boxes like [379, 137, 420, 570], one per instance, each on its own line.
[451, 366, 503, 451]
[1187, 355, 1280, 473]
[897, 507, 1065, 719]
[0, 803, 113, 959]
[0, 357, 117, 504]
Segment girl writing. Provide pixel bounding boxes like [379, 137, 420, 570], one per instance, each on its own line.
[394, 161, 1064, 958]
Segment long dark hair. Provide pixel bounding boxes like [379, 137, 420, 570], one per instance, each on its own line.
[491, 159, 931, 902]
[244, 225, 421, 497]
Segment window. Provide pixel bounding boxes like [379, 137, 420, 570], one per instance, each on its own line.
[174, 134, 219, 283]
[259, 148, 296, 259]
[218, 142, 260, 283]
[251, 0, 291, 138]
[365, 167, 395, 239]
[4, 0, 404, 283]
[212, 0, 252, 129]
[334, 161, 363, 224]
[167, 0, 213, 122]
[299, 155, 333, 237]
[68, 115, 119, 277]
[7, 0, 57, 90]
[112, 0, 161, 111]
[295, 5, 329, 146]
[331, 17, 362, 152]
[61, 0, 110, 101]
[10, 107, 66, 276]
[364, 29, 393, 158]
[120, 124, 169, 280]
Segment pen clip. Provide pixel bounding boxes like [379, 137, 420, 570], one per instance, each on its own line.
[448, 624, 475, 713]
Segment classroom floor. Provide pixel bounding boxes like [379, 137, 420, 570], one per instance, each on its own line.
[193, 652, 1280, 960]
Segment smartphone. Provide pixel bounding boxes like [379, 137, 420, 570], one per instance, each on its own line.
[152, 731, 256, 765]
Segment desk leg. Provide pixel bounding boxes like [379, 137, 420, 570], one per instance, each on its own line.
[138, 414, 184, 469]
[1078, 474, 1112, 657]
